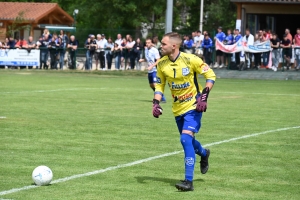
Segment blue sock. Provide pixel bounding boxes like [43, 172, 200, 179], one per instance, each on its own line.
[161, 94, 166, 101]
[180, 134, 195, 181]
[193, 137, 206, 157]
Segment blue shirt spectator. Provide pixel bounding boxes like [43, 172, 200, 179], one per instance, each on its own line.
[201, 37, 213, 49]
[224, 34, 234, 45]
[215, 27, 226, 42]
[183, 36, 194, 49]
[8, 37, 15, 49]
[233, 29, 242, 44]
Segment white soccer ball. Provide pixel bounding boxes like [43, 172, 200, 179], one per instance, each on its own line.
[32, 165, 53, 186]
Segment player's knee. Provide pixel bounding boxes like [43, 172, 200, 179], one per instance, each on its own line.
[180, 134, 193, 145]
[150, 84, 155, 89]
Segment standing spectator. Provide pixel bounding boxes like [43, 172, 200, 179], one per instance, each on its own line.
[58, 30, 68, 69]
[36, 35, 50, 69]
[213, 26, 226, 68]
[56, 37, 64, 70]
[113, 43, 122, 70]
[84, 36, 91, 70]
[105, 37, 114, 70]
[95, 34, 102, 70]
[152, 36, 161, 50]
[48, 37, 58, 70]
[285, 29, 293, 42]
[43, 28, 52, 40]
[15, 37, 28, 69]
[8, 36, 16, 49]
[293, 28, 300, 70]
[253, 34, 261, 70]
[193, 30, 204, 49]
[242, 29, 254, 70]
[281, 34, 292, 70]
[1, 38, 10, 69]
[223, 29, 234, 69]
[270, 33, 280, 71]
[114, 34, 122, 70]
[134, 38, 143, 70]
[67, 35, 78, 69]
[121, 38, 127, 70]
[260, 30, 270, 68]
[183, 35, 194, 53]
[126, 35, 136, 70]
[233, 29, 242, 68]
[201, 33, 213, 66]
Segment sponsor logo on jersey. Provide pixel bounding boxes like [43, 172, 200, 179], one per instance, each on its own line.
[171, 82, 190, 90]
[202, 65, 210, 73]
[173, 92, 193, 103]
[157, 77, 161, 84]
[185, 157, 195, 166]
[182, 67, 190, 76]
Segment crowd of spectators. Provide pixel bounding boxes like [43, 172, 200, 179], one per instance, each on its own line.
[1, 27, 300, 71]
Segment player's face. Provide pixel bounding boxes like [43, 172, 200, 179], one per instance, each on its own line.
[145, 40, 152, 48]
[161, 36, 174, 56]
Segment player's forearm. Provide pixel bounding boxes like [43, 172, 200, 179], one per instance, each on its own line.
[154, 93, 163, 101]
[205, 81, 214, 91]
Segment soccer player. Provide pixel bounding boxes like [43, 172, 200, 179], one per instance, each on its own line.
[152, 32, 216, 191]
[139, 38, 166, 102]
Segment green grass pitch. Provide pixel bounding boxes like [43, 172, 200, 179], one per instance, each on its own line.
[0, 70, 299, 200]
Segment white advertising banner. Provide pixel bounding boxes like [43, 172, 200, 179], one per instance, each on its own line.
[0, 49, 40, 66]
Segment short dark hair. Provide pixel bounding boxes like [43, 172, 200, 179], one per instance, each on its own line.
[196, 30, 201, 33]
[245, 28, 250, 32]
[163, 32, 182, 45]
[297, 28, 300, 31]
[234, 29, 239, 32]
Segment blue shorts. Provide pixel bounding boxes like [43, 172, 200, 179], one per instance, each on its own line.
[175, 110, 202, 134]
[148, 72, 157, 84]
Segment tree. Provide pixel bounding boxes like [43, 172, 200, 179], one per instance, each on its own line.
[6, 11, 31, 38]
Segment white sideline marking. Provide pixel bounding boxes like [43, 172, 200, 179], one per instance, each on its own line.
[0, 126, 299, 196]
[0, 116, 6, 119]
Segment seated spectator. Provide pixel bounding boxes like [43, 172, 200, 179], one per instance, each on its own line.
[293, 28, 300, 71]
[270, 33, 280, 72]
[280, 34, 292, 70]
[201, 33, 213, 66]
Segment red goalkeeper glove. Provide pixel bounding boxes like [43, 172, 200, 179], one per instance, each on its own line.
[196, 87, 210, 112]
[152, 99, 163, 118]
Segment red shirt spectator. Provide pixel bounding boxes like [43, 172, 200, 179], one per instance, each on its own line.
[15, 39, 28, 48]
[294, 28, 300, 47]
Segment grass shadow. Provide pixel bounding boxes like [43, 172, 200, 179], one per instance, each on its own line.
[135, 176, 204, 186]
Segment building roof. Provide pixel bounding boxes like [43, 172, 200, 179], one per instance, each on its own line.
[0, 2, 73, 23]
[231, 0, 300, 3]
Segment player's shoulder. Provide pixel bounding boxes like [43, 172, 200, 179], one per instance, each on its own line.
[179, 52, 200, 61]
[157, 55, 169, 68]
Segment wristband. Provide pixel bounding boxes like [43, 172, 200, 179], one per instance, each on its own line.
[153, 99, 160, 105]
[200, 87, 210, 102]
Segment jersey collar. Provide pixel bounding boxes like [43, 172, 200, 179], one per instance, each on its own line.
[169, 52, 180, 63]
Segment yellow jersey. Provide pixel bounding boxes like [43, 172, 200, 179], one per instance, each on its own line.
[155, 52, 216, 116]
